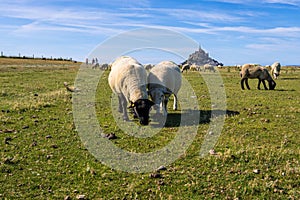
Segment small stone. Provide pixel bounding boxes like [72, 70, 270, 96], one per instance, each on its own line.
[103, 133, 117, 140]
[3, 129, 15, 133]
[157, 166, 167, 171]
[149, 173, 161, 178]
[4, 137, 12, 144]
[64, 196, 71, 200]
[22, 125, 29, 129]
[30, 141, 37, 147]
[209, 149, 217, 155]
[253, 169, 260, 174]
[76, 194, 86, 200]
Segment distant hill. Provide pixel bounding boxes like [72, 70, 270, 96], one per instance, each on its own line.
[183, 46, 223, 66]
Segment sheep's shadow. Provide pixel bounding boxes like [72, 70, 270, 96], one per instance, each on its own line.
[275, 89, 296, 92]
[280, 77, 299, 80]
[152, 109, 240, 128]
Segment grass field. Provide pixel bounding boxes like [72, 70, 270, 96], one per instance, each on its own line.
[0, 59, 299, 199]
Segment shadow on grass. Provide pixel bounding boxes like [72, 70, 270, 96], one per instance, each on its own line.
[275, 89, 296, 92]
[157, 109, 240, 128]
[280, 77, 299, 80]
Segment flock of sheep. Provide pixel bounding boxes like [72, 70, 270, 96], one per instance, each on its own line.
[76, 56, 281, 126]
[108, 56, 182, 125]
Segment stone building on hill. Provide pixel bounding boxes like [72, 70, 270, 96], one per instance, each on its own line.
[183, 46, 223, 66]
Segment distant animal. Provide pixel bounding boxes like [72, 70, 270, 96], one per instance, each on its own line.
[190, 63, 201, 71]
[108, 56, 154, 125]
[271, 62, 281, 79]
[147, 61, 182, 116]
[240, 64, 276, 90]
[100, 63, 110, 70]
[203, 64, 216, 72]
[181, 63, 190, 73]
[92, 63, 99, 69]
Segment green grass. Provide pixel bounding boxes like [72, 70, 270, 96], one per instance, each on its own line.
[0, 61, 299, 199]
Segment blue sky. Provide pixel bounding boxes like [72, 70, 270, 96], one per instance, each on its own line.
[1, 0, 300, 65]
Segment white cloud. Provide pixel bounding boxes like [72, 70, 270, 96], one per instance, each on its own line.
[264, 0, 300, 6]
[206, 0, 300, 6]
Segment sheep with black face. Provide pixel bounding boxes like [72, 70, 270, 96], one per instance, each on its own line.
[147, 61, 182, 116]
[108, 56, 154, 125]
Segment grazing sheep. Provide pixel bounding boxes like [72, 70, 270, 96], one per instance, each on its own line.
[240, 64, 276, 90]
[271, 61, 281, 79]
[108, 56, 154, 125]
[203, 64, 216, 72]
[147, 61, 182, 116]
[181, 63, 190, 73]
[92, 63, 99, 69]
[190, 63, 201, 71]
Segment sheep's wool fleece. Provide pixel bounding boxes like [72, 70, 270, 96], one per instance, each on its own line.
[109, 56, 148, 103]
[148, 61, 182, 93]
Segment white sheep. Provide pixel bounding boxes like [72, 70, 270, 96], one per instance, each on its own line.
[271, 61, 281, 79]
[240, 64, 276, 90]
[147, 61, 182, 116]
[190, 63, 201, 71]
[108, 56, 154, 125]
[203, 64, 216, 72]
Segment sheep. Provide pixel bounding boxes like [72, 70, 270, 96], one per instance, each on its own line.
[108, 56, 154, 125]
[92, 63, 99, 69]
[203, 64, 216, 72]
[190, 63, 201, 71]
[181, 63, 190, 73]
[147, 61, 182, 116]
[240, 64, 276, 90]
[271, 61, 281, 79]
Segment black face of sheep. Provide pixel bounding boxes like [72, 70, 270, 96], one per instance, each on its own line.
[273, 72, 280, 79]
[130, 99, 154, 125]
[268, 80, 276, 90]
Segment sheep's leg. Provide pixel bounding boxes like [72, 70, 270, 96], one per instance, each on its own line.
[245, 79, 250, 90]
[173, 94, 178, 110]
[262, 80, 268, 90]
[118, 94, 129, 121]
[162, 95, 170, 116]
[241, 79, 245, 90]
[257, 79, 261, 90]
[117, 95, 123, 113]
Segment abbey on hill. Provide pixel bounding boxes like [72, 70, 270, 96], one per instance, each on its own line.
[184, 46, 223, 66]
